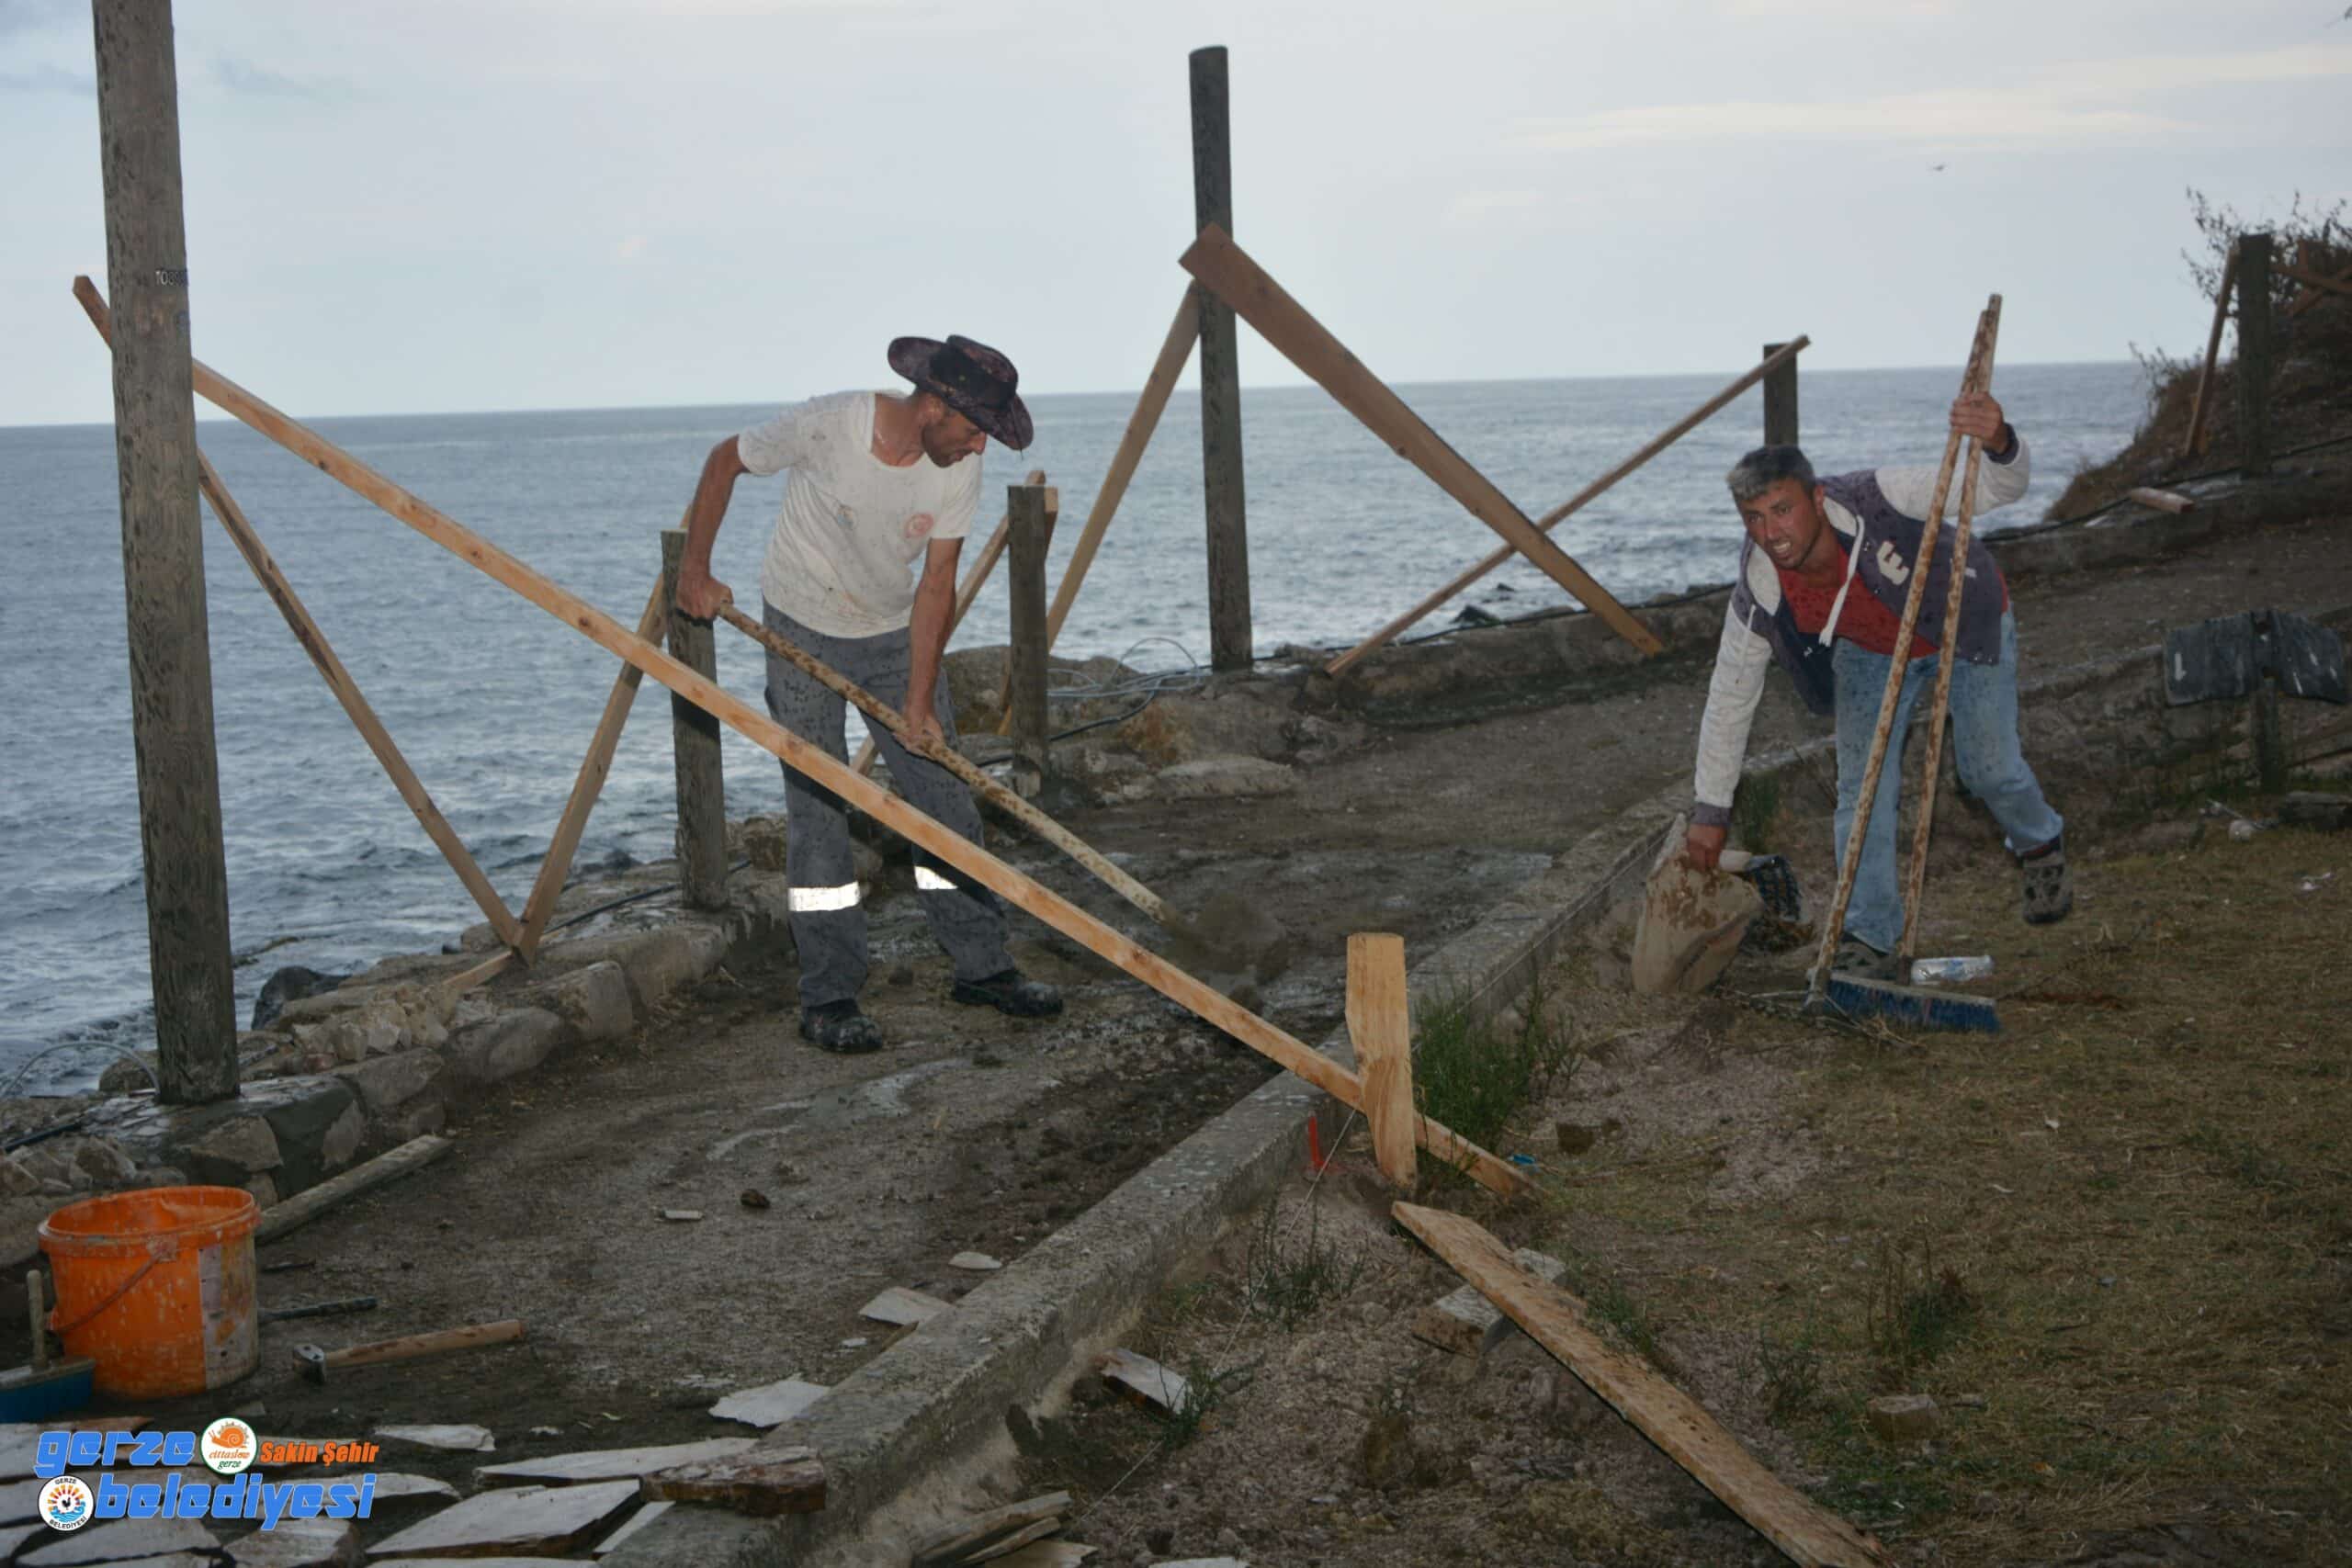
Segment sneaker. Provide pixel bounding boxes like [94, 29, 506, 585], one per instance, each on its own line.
[1831, 934, 1904, 981]
[950, 968, 1064, 1019]
[798, 1000, 884, 1055]
[2020, 835, 2073, 926]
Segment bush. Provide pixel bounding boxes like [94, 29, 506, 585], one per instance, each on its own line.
[1413, 970, 1580, 1156]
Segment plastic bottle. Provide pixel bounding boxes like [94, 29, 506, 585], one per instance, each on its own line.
[1910, 955, 1994, 986]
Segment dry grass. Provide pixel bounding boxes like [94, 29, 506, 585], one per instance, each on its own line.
[1535, 820, 2352, 1562]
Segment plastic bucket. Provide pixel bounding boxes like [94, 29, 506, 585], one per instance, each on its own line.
[39, 1186, 260, 1398]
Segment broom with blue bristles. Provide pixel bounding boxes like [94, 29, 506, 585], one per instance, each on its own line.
[1804, 299, 2004, 1034]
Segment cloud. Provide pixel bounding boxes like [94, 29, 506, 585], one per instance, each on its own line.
[0, 0, 79, 39]
[1512, 43, 2352, 154]
[212, 58, 334, 97]
[0, 62, 90, 95]
[616, 234, 650, 261]
[1444, 189, 1545, 225]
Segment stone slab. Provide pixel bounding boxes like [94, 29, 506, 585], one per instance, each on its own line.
[369, 1479, 637, 1558]
[476, 1438, 754, 1486]
[223, 1516, 361, 1566]
[21, 1517, 217, 1566]
[709, 1377, 828, 1429]
[375, 1424, 494, 1453]
[1410, 1248, 1569, 1358]
[859, 1287, 952, 1327]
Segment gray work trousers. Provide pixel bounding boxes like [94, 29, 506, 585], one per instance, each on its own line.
[761, 602, 1012, 1009]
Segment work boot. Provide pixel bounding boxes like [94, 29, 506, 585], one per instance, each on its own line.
[2019, 835, 2073, 925]
[798, 1000, 884, 1055]
[950, 968, 1064, 1019]
[1831, 934, 1903, 981]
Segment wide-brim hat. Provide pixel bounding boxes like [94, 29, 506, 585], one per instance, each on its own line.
[887, 333, 1034, 452]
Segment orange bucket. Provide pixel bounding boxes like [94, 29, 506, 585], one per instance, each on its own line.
[39, 1186, 260, 1398]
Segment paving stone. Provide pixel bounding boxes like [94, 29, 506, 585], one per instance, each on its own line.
[1866, 1393, 1941, 1442]
[445, 1009, 567, 1087]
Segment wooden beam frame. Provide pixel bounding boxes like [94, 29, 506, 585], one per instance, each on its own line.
[68, 277, 1527, 1197]
[515, 577, 668, 958]
[1179, 224, 1662, 659]
[1328, 338, 1809, 676]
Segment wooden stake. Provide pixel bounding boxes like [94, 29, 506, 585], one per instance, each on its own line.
[716, 606, 1177, 928]
[662, 529, 729, 910]
[1181, 225, 1661, 659]
[93, 0, 238, 1103]
[1327, 339, 1806, 675]
[2181, 243, 2237, 461]
[848, 469, 1045, 776]
[1395, 1202, 1888, 1567]
[1191, 46, 1252, 673]
[1898, 321, 2002, 965]
[1805, 300, 2000, 1008]
[65, 283, 1525, 1197]
[1046, 288, 1199, 652]
[1346, 933, 1415, 1188]
[1006, 483, 1054, 796]
[256, 1134, 452, 1244]
[1762, 339, 1801, 446]
[515, 577, 667, 958]
[184, 450, 525, 952]
[2236, 232, 2274, 478]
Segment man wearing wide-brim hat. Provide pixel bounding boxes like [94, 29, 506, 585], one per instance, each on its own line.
[674, 335, 1062, 1053]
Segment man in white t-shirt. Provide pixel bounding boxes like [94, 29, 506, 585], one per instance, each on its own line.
[673, 335, 1062, 1053]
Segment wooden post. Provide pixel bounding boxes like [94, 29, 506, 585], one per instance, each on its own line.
[93, 0, 236, 1103]
[2181, 242, 2238, 460]
[1761, 341, 1799, 446]
[1006, 484, 1053, 799]
[662, 530, 729, 908]
[1190, 45, 1252, 672]
[2235, 231, 2273, 478]
[1346, 933, 1416, 1189]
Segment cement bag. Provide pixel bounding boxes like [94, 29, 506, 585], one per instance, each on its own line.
[1631, 817, 1762, 995]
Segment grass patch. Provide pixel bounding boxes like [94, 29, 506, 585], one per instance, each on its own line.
[1413, 968, 1580, 1156]
[1865, 1237, 1978, 1375]
[1240, 1194, 1363, 1331]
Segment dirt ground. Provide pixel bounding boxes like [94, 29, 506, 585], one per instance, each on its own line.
[1047, 816, 2352, 1568]
[76, 467, 2352, 1561]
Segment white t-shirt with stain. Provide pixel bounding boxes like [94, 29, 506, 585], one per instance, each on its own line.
[738, 390, 982, 638]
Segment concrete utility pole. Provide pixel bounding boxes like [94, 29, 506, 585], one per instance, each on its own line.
[1190, 45, 1252, 672]
[93, 0, 239, 1102]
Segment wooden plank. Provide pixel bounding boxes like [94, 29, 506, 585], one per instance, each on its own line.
[860, 1286, 952, 1326]
[2124, 487, 2196, 514]
[1395, 1202, 1886, 1567]
[709, 1375, 827, 1428]
[2181, 243, 2237, 459]
[849, 468, 1045, 776]
[662, 529, 729, 910]
[2288, 259, 2352, 317]
[515, 576, 666, 958]
[1328, 339, 1805, 675]
[435, 950, 517, 1005]
[1046, 289, 1198, 651]
[1180, 224, 1661, 659]
[477, 1438, 754, 1487]
[187, 450, 523, 952]
[2278, 260, 2352, 302]
[1097, 1348, 1188, 1414]
[62, 286, 1525, 1199]
[990, 1544, 1095, 1568]
[92, 0, 240, 1106]
[1409, 1247, 1567, 1357]
[254, 1134, 451, 1244]
[912, 1492, 1072, 1566]
[639, 1447, 824, 1517]
[368, 1479, 638, 1559]
[1345, 932, 1416, 1188]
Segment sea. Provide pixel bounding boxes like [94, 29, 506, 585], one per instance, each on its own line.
[0, 362, 2148, 1091]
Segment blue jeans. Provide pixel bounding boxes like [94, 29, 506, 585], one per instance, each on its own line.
[1831, 611, 2063, 953]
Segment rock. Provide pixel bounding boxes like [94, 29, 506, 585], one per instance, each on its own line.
[1358, 1410, 1416, 1490]
[71, 1139, 140, 1190]
[253, 1077, 363, 1195]
[1167, 891, 1292, 985]
[742, 815, 788, 873]
[1152, 756, 1298, 801]
[2279, 791, 2351, 830]
[224, 1514, 360, 1566]
[318, 1100, 368, 1172]
[1866, 1393, 1941, 1442]
[1555, 1122, 1598, 1156]
[616, 925, 729, 1013]
[446, 1008, 567, 1086]
[185, 1116, 284, 1179]
[0, 1155, 41, 1198]
[334, 1049, 447, 1122]
[243, 1174, 280, 1210]
[523, 961, 635, 1044]
[97, 1053, 160, 1094]
[251, 966, 348, 1031]
[949, 1251, 1002, 1271]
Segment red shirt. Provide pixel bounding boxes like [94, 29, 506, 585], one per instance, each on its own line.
[1780, 560, 1937, 658]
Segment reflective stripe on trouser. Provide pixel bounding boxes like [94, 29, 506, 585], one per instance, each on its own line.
[761, 601, 1012, 1009]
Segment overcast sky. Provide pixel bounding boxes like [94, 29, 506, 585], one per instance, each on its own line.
[5, 0, 2348, 425]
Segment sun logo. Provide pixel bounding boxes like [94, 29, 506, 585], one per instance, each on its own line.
[38, 1476, 92, 1531]
[202, 1417, 256, 1475]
